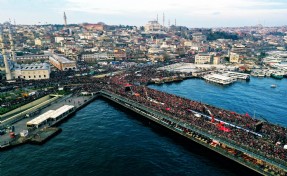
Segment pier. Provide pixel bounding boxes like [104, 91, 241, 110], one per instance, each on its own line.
[0, 93, 99, 149]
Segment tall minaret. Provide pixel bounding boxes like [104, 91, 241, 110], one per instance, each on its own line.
[162, 13, 165, 27]
[175, 19, 176, 27]
[157, 14, 158, 23]
[0, 27, 12, 80]
[8, 24, 16, 62]
[64, 12, 67, 27]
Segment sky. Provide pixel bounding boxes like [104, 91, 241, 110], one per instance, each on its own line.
[0, 0, 287, 27]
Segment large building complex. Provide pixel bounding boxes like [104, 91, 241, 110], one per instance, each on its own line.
[49, 54, 77, 71]
[13, 63, 50, 80]
[194, 53, 213, 64]
[144, 21, 163, 32]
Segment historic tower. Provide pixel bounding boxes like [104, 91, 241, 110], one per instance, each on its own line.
[64, 12, 67, 27]
[8, 24, 16, 62]
[0, 26, 12, 80]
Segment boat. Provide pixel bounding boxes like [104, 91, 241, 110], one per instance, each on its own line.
[270, 84, 277, 88]
[257, 72, 265, 77]
[271, 72, 284, 79]
[203, 74, 235, 85]
[224, 71, 250, 80]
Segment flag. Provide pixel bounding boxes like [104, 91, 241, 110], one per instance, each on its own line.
[218, 122, 231, 132]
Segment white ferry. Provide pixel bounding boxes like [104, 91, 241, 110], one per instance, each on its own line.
[223, 71, 250, 80]
[203, 74, 236, 85]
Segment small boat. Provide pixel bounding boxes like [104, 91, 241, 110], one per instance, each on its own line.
[271, 72, 284, 79]
[270, 84, 277, 88]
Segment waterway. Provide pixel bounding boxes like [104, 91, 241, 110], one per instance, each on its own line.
[0, 77, 286, 176]
[150, 77, 287, 126]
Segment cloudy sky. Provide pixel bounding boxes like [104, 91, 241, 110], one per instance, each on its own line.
[0, 0, 286, 27]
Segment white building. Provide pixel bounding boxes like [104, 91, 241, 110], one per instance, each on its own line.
[13, 62, 51, 80]
[195, 53, 213, 64]
[49, 54, 77, 71]
[230, 52, 240, 63]
[213, 56, 221, 65]
[55, 36, 65, 43]
[144, 21, 162, 32]
[81, 52, 114, 63]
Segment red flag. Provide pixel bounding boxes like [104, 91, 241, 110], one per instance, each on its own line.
[245, 113, 250, 117]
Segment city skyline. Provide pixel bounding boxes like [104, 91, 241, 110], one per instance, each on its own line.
[0, 0, 287, 27]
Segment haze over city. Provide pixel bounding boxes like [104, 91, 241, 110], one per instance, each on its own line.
[1, 0, 287, 27]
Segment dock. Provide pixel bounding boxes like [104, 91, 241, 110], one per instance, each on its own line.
[29, 127, 62, 144]
[0, 93, 99, 149]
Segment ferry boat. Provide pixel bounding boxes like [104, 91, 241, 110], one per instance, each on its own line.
[224, 71, 250, 80]
[251, 71, 265, 77]
[203, 74, 235, 85]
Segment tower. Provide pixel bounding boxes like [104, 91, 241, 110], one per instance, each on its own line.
[8, 24, 16, 62]
[0, 27, 12, 80]
[64, 12, 67, 27]
[162, 13, 165, 27]
[175, 19, 176, 26]
[157, 14, 158, 23]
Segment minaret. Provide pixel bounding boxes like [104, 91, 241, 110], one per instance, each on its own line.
[0, 27, 12, 80]
[175, 19, 176, 27]
[64, 12, 67, 27]
[8, 24, 16, 62]
[157, 14, 158, 23]
[162, 13, 165, 27]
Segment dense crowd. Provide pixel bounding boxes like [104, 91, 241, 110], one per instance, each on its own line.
[1, 65, 286, 165]
[99, 71, 287, 165]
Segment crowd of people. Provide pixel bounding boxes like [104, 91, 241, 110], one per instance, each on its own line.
[1, 65, 286, 167]
[98, 71, 287, 166]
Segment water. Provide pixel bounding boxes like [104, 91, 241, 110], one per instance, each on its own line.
[1, 77, 286, 176]
[149, 77, 287, 126]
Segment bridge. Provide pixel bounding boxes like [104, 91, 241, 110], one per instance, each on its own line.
[99, 89, 287, 176]
[1, 80, 286, 176]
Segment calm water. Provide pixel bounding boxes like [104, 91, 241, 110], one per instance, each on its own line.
[0, 77, 286, 176]
[150, 77, 287, 126]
